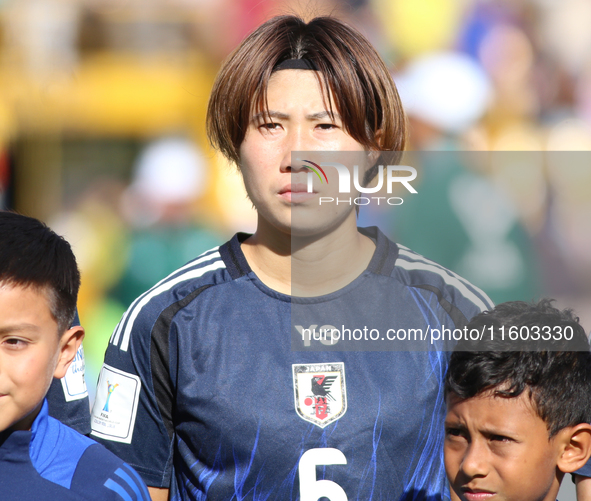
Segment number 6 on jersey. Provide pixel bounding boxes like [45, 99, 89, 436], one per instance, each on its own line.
[299, 448, 348, 501]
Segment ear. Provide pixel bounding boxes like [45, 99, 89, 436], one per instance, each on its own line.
[556, 423, 591, 473]
[53, 326, 85, 380]
[374, 129, 384, 150]
[366, 131, 383, 164]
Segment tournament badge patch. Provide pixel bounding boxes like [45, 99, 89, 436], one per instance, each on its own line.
[293, 362, 347, 428]
[91, 364, 141, 444]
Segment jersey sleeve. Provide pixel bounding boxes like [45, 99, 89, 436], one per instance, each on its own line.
[90, 296, 175, 488]
[395, 244, 494, 323]
[71, 444, 152, 501]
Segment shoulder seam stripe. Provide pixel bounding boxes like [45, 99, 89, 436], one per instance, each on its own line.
[111, 252, 221, 345]
[123, 463, 151, 501]
[396, 259, 492, 313]
[114, 466, 145, 501]
[398, 248, 472, 282]
[396, 249, 494, 309]
[111, 250, 221, 346]
[150, 284, 212, 441]
[414, 284, 469, 328]
[111, 260, 225, 351]
[104, 477, 134, 501]
[116, 260, 225, 351]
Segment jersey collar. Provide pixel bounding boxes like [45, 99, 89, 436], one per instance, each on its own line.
[220, 227, 399, 281]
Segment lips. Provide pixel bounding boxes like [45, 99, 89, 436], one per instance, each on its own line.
[461, 488, 495, 501]
[280, 183, 310, 194]
[278, 183, 317, 203]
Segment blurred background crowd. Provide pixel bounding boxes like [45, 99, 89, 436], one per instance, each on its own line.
[0, 0, 590, 408]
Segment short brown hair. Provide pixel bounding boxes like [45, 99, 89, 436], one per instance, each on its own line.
[207, 15, 406, 167]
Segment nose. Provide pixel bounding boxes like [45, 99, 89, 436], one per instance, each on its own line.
[280, 124, 307, 173]
[459, 440, 489, 480]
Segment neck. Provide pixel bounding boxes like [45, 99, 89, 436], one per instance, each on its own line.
[241, 213, 375, 296]
[10, 401, 43, 432]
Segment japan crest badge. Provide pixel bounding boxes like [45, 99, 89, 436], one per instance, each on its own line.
[292, 362, 347, 428]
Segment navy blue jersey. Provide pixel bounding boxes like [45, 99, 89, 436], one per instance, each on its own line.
[91, 227, 493, 501]
[0, 400, 150, 501]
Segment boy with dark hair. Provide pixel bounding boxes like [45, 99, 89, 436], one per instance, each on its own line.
[0, 211, 150, 501]
[444, 299, 591, 501]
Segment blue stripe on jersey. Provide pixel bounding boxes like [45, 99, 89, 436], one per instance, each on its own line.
[122, 463, 152, 501]
[358, 393, 382, 500]
[194, 448, 224, 500]
[173, 438, 225, 500]
[402, 288, 449, 501]
[232, 425, 260, 499]
[104, 477, 134, 501]
[409, 286, 441, 329]
[400, 355, 448, 501]
[113, 465, 150, 501]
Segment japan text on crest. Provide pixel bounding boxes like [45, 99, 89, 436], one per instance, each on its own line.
[292, 362, 347, 428]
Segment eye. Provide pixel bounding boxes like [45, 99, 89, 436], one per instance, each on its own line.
[2, 338, 28, 350]
[445, 427, 465, 439]
[316, 123, 337, 130]
[260, 122, 281, 131]
[490, 434, 512, 443]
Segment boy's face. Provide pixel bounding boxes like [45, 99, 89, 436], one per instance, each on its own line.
[444, 391, 563, 501]
[0, 283, 81, 432]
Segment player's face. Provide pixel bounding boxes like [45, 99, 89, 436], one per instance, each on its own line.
[238, 69, 366, 237]
[444, 392, 563, 501]
[0, 284, 66, 431]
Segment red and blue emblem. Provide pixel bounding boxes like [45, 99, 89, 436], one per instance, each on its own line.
[292, 362, 347, 428]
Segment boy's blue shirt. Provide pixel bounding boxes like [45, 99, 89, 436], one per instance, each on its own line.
[0, 399, 150, 501]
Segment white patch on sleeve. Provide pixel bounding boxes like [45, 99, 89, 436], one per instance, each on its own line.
[90, 364, 141, 444]
[60, 345, 88, 401]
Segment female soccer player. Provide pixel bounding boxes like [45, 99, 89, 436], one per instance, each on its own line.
[92, 15, 492, 501]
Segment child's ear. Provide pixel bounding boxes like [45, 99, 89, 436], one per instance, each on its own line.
[556, 423, 591, 473]
[53, 326, 85, 379]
